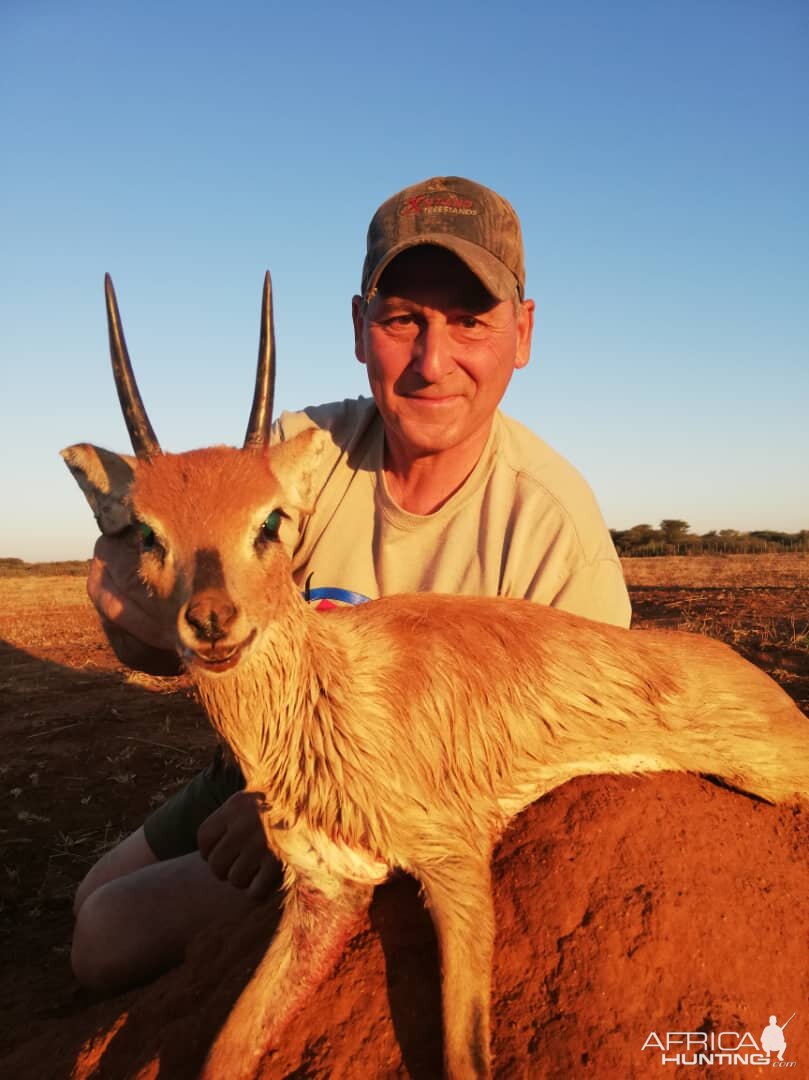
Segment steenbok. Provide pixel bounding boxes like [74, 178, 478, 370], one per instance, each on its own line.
[63, 274, 808, 1079]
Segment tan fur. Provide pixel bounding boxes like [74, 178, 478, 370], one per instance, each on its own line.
[61, 444, 136, 535]
[63, 433, 809, 1080]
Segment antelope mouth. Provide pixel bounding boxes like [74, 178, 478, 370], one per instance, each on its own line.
[184, 629, 257, 673]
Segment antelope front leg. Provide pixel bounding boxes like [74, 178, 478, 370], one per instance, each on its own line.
[419, 854, 495, 1080]
[201, 875, 373, 1080]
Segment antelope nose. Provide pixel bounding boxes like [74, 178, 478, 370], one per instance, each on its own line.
[184, 592, 237, 642]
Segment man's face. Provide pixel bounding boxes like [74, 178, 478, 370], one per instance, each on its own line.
[352, 247, 534, 460]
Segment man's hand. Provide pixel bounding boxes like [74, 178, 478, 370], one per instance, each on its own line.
[88, 533, 181, 675]
[198, 791, 281, 901]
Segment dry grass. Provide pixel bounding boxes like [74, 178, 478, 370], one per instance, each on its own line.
[624, 555, 809, 714]
[0, 575, 89, 615]
[620, 552, 809, 588]
[0, 559, 89, 578]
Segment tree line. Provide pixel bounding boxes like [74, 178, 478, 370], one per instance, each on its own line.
[611, 520, 809, 557]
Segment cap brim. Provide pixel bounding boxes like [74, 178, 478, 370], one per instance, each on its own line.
[364, 235, 520, 303]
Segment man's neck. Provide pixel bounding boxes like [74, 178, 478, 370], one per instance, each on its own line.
[382, 420, 495, 515]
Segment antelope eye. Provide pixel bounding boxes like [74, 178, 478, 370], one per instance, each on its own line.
[139, 522, 157, 550]
[261, 509, 282, 541]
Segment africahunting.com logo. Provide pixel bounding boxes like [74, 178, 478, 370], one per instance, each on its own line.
[642, 1012, 796, 1067]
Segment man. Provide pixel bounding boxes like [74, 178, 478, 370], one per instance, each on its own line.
[72, 176, 631, 992]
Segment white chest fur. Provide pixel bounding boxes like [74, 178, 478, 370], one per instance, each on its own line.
[266, 818, 391, 898]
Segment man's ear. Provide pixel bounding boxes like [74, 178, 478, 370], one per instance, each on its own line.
[351, 294, 367, 365]
[514, 298, 535, 370]
[60, 444, 137, 535]
[267, 428, 329, 514]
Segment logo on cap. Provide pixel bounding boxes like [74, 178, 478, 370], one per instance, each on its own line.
[400, 192, 478, 217]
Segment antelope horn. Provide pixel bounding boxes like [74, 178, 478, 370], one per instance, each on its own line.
[243, 271, 276, 449]
[105, 274, 161, 458]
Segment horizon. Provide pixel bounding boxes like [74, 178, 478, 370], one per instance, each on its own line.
[2, 3, 807, 561]
[4, 520, 808, 567]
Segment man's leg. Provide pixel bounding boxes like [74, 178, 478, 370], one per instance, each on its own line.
[71, 752, 279, 993]
[72, 825, 262, 993]
[74, 825, 160, 914]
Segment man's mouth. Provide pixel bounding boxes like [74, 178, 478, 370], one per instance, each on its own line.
[183, 629, 257, 673]
[405, 393, 461, 405]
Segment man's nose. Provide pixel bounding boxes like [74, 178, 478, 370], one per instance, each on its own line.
[411, 320, 453, 382]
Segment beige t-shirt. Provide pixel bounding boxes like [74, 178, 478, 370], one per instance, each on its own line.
[275, 397, 630, 628]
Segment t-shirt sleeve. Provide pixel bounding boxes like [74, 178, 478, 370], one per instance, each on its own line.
[495, 418, 631, 627]
[544, 557, 632, 628]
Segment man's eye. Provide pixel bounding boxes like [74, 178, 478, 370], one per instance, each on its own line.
[139, 522, 157, 550]
[261, 509, 283, 541]
[458, 315, 482, 329]
[385, 314, 416, 327]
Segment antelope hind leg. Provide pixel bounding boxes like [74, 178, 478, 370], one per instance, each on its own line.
[419, 854, 495, 1080]
[201, 875, 373, 1080]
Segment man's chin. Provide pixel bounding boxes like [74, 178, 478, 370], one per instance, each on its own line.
[392, 408, 465, 450]
[392, 410, 492, 459]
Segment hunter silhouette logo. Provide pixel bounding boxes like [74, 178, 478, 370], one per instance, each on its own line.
[762, 1014, 795, 1063]
[642, 1011, 797, 1067]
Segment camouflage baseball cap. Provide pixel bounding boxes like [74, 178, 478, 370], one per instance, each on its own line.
[361, 176, 525, 303]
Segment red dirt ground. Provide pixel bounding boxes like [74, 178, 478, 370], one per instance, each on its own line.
[0, 557, 807, 1078]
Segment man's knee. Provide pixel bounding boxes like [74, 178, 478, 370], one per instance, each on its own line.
[73, 826, 160, 917]
[73, 865, 109, 918]
[72, 831, 180, 993]
[71, 849, 261, 993]
[71, 881, 143, 992]
[71, 869, 190, 993]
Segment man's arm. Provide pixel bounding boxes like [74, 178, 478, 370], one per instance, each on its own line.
[492, 413, 631, 628]
[547, 557, 632, 629]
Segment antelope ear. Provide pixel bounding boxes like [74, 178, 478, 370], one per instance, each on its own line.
[61, 444, 137, 536]
[268, 428, 329, 514]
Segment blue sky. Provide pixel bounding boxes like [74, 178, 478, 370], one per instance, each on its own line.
[2, 1, 807, 560]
